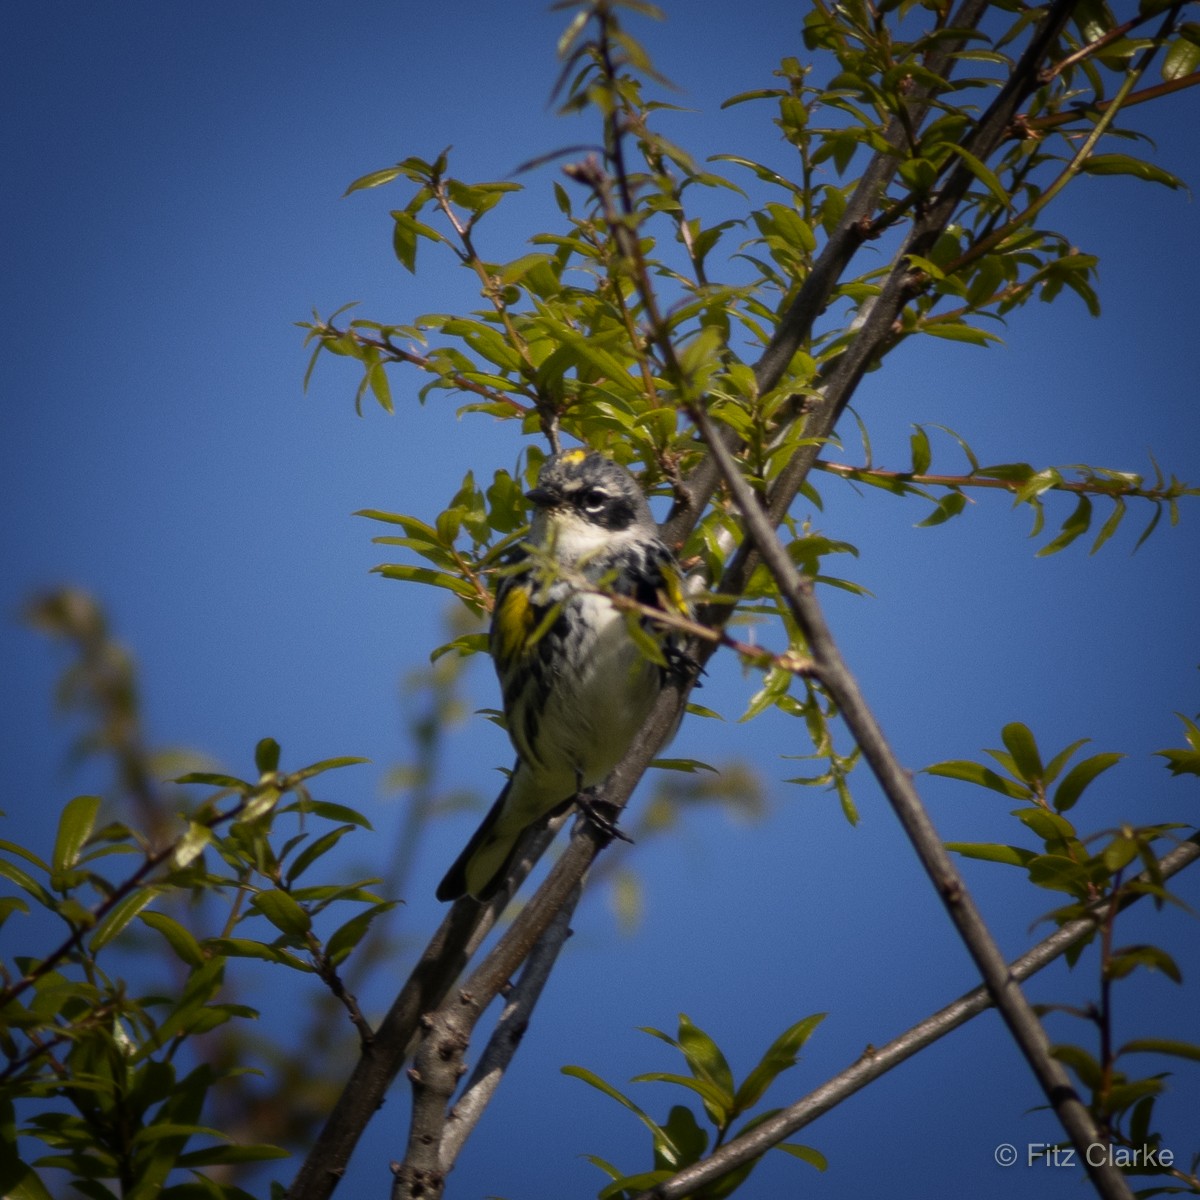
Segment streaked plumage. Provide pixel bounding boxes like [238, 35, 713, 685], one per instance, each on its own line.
[436, 450, 688, 902]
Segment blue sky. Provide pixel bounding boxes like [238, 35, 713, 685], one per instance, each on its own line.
[3, 4, 1199, 1199]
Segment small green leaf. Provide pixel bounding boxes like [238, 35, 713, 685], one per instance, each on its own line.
[203, 937, 313, 970]
[677, 1014, 735, 1112]
[1036, 494, 1093, 557]
[1052, 752, 1123, 812]
[1080, 154, 1184, 189]
[1162, 25, 1200, 80]
[1001, 723, 1043, 784]
[562, 1065, 674, 1151]
[288, 756, 370, 783]
[947, 144, 1012, 208]
[324, 901, 399, 967]
[775, 1142, 828, 1170]
[734, 1014, 825, 1112]
[176, 1142, 291, 1167]
[910, 426, 932, 476]
[343, 165, 403, 195]
[173, 771, 250, 789]
[251, 889, 312, 937]
[924, 759, 1031, 800]
[1106, 944, 1181, 982]
[91, 888, 157, 951]
[139, 911, 206, 968]
[172, 821, 214, 869]
[285, 825, 357, 886]
[916, 490, 967, 527]
[52, 795, 101, 873]
[0, 857, 53, 906]
[255, 737, 281, 777]
[1119, 1037, 1200, 1062]
[945, 842, 1037, 868]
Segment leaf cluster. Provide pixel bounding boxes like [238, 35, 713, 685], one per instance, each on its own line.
[929, 718, 1200, 1183]
[0, 736, 377, 1200]
[565, 1012, 826, 1198]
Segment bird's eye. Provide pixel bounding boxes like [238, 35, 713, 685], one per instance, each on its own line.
[580, 487, 608, 513]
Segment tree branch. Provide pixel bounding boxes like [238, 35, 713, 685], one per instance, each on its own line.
[688, 403, 1135, 1200]
[286, 817, 566, 1200]
[440, 890, 578, 1165]
[633, 833, 1200, 1199]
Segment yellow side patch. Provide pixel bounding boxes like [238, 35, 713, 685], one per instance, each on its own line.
[493, 583, 535, 665]
[660, 563, 689, 615]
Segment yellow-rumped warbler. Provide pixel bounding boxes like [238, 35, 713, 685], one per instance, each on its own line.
[437, 449, 690, 902]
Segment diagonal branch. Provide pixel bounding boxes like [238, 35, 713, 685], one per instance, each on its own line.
[286, 818, 566, 1200]
[688, 402, 1135, 1200]
[633, 833, 1200, 1199]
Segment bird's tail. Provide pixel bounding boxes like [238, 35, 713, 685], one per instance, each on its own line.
[435, 767, 572, 902]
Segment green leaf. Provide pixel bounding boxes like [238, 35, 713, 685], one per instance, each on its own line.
[139, 911, 206, 968]
[175, 1142, 290, 1167]
[251, 890, 312, 937]
[172, 821, 214, 869]
[924, 759, 1031, 800]
[1162, 25, 1200, 80]
[734, 1014, 825, 1112]
[775, 1142, 828, 1170]
[1119, 1037, 1200, 1062]
[284, 825, 357, 886]
[288, 755, 370, 783]
[324, 901, 398, 967]
[1106, 944, 1181, 982]
[1001, 723, 1043, 784]
[919, 321, 1002, 346]
[916, 490, 967, 527]
[343, 165, 403, 195]
[282, 799, 373, 828]
[910, 427, 932, 476]
[1080, 154, 1184, 189]
[947, 144, 1011, 209]
[204, 937, 313, 971]
[1090, 496, 1126, 554]
[562, 1065, 675, 1155]
[173, 771, 250, 789]
[90, 888, 157, 951]
[1156, 713, 1200, 777]
[0, 1152, 55, 1200]
[0, 856, 54, 906]
[1053, 1043, 1102, 1088]
[52, 795, 102, 872]
[1026, 854, 1090, 896]
[677, 1014, 735, 1112]
[255, 737, 281, 776]
[661, 1104, 707, 1166]
[1036, 493, 1093, 556]
[945, 842, 1037, 868]
[1052, 752, 1123, 813]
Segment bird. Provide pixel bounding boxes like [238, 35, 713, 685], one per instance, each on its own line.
[436, 449, 689, 902]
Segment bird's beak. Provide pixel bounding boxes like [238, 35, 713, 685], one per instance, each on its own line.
[525, 486, 557, 509]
